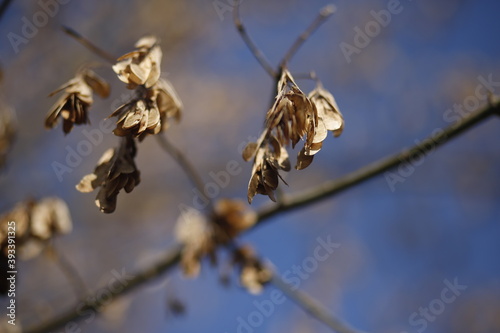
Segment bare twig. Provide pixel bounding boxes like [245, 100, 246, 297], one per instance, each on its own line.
[233, 2, 276, 78]
[0, 0, 13, 21]
[46, 243, 89, 299]
[156, 133, 213, 210]
[61, 26, 117, 64]
[25, 246, 182, 333]
[271, 275, 368, 333]
[279, 4, 336, 68]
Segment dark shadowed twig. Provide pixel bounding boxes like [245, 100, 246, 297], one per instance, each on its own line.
[0, 0, 13, 21]
[25, 246, 182, 333]
[233, 2, 276, 78]
[156, 133, 213, 210]
[272, 275, 368, 333]
[46, 243, 89, 299]
[62, 26, 116, 64]
[279, 5, 336, 68]
[25, 102, 500, 333]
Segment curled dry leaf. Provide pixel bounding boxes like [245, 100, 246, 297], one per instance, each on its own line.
[110, 79, 182, 140]
[0, 197, 72, 263]
[232, 245, 272, 294]
[307, 84, 344, 140]
[76, 137, 140, 213]
[45, 69, 110, 134]
[0, 107, 15, 169]
[213, 199, 257, 239]
[113, 35, 162, 89]
[175, 206, 215, 278]
[246, 138, 290, 203]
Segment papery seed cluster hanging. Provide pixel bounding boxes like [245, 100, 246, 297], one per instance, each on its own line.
[44, 35, 183, 213]
[243, 69, 344, 203]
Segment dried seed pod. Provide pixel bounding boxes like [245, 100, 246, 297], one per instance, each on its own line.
[213, 199, 257, 238]
[0, 197, 72, 263]
[76, 137, 140, 213]
[244, 69, 344, 202]
[110, 79, 182, 140]
[113, 35, 162, 89]
[45, 69, 109, 134]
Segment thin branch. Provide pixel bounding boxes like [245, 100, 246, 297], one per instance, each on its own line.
[271, 275, 368, 333]
[61, 26, 116, 64]
[0, 0, 13, 22]
[25, 246, 182, 333]
[279, 4, 336, 68]
[156, 133, 213, 210]
[256, 102, 500, 224]
[25, 102, 500, 333]
[46, 243, 89, 299]
[233, 2, 277, 78]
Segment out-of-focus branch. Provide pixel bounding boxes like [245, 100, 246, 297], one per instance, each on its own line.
[279, 5, 336, 68]
[156, 133, 213, 210]
[271, 275, 368, 333]
[46, 243, 89, 299]
[233, 2, 276, 77]
[0, 0, 13, 21]
[256, 102, 500, 224]
[25, 246, 182, 333]
[62, 26, 116, 64]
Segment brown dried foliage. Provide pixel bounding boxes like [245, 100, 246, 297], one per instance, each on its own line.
[0, 108, 15, 169]
[243, 69, 344, 203]
[113, 35, 162, 89]
[76, 136, 140, 213]
[0, 197, 72, 260]
[45, 69, 110, 134]
[109, 79, 182, 140]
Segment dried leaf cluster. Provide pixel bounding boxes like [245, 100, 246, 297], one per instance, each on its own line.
[230, 245, 272, 294]
[45, 35, 183, 213]
[243, 69, 344, 203]
[0, 107, 15, 169]
[0, 197, 72, 261]
[45, 69, 110, 134]
[175, 200, 269, 293]
[110, 36, 182, 140]
[110, 78, 182, 140]
[76, 137, 140, 213]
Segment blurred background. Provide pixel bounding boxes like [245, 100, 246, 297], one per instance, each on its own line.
[0, 0, 500, 332]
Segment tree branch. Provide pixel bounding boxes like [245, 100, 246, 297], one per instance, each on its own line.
[271, 275, 368, 333]
[256, 102, 500, 224]
[61, 26, 117, 64]
[46, 243, 89, 300]
[0, 0, 13, 22]
[279, 4, 336, 68]
[25, 102, 500, 333]
[156, 133, 213, 210]
[233, 2, 277, 78]
[25, 246, 182, 333]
